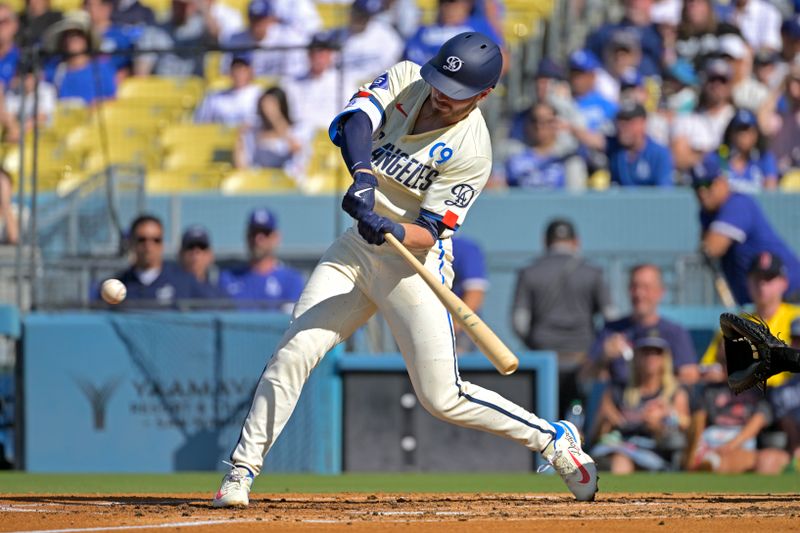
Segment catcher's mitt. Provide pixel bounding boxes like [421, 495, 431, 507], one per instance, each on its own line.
[719, 312, 785, 394]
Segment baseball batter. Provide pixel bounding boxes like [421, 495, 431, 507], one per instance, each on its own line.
[213, 32, 598, 507]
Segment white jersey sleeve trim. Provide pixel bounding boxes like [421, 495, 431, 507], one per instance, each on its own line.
[709, 221, 747, 243]
[328, 93, 385, 146]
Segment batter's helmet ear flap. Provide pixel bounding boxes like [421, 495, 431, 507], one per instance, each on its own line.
[420, 32, 503, 100]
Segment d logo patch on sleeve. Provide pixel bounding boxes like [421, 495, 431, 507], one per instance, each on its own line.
[445, 184, 477, 208]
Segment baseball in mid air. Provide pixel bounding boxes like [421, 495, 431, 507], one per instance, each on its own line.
[101, 279, 127, 305]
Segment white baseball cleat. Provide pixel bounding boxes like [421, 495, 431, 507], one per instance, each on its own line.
[542, 420, 598, 502]
[212, 464, 254, 508]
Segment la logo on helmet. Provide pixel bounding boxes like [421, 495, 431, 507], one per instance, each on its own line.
[442, 56, 463, 72]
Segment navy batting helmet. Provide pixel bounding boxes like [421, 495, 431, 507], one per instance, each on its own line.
[420, 32, 502, 100]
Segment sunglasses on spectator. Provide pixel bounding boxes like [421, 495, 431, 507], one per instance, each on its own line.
[135, 235, 163, 244]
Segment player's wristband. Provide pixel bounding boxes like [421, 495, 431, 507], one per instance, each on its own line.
[353, 170, 377, 187]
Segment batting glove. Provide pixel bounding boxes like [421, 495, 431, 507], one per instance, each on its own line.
[357, 212, 405, 246]
[342, 171, 377, 221]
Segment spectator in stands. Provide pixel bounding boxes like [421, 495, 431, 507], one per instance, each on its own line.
[753, 49, 783, 91]
[692, 156, 800, 305]
[270, 0, 321, 39]
[589, 264, 699, 386]
[596, 29, 645, 104]
[18, 0, 63, 47]
[134, 0, 215, 77]
[218, 207, 304, 312]
[676, 0, 720, 68]
[202, 0, 245, 44]
[378, 0, 420, 39]
[84, 0, 140, 75]
[618, 68, 670, 145]
[403, 0, 504, 68]
[282, 32, 349, 147]
[333, 0, 403, 86]
[717, 0, 782, 52]
[700, 252, 800, 390]
[107, 215, 214, 306]
[591, 334, 690, 473]
[178, 225, 221, 290]
[718, 33, 770, 115]
[512, 219, 612, 418]
[111, 0, 155, 26]
[691, 345, 789, 474]
[235, 86, 300, 170]
[0, 4, 19, 90]
[504, 102, 586, 191]
[44, 14, 117, 106]
[720, 108, 778, 193]
[770, 61, 800, 176]
[451, 235, 488, 354]
[781, 16, 800, 66]
[662, 59, 699, 115]
[671, 58, 735, 171]
[586, 0, 663, 77]
[194, 53, 261, 127]
[608, 100, 674, 187]
[0, 171, 17, 244]
[0, 62, 57, 143]
[567, 49, 616, 135]
[222, 0, 309, 78]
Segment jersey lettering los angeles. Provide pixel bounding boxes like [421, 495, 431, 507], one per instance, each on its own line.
[329, 60, 492, 239]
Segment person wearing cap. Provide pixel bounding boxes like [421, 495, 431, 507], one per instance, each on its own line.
[194, 52, 261, 127]
[595, 28, 645, 104]
[717, 32, 771, 115]
[84, 0, 140, 74]
[753, 49, 783, 90]
[134, 0, 215, 77]
[221, 0, 309, 78]
[213, 33, 599, 507]
[671, 58, 736, 170]
[719, 108, 778, 193]
[281, 31, 353, 151]
[591, 331, 690, 473]
[102, 214, 216, 306]
[512, 218, 612, 420]
[450, 235, 488, 354]
[717, 0, 782, 52]
[111, 0, 155, 26]
[586, 0, 664, 77]
[618, 67, 671, 145]
[504, 102, 587, 191]
[781, 16, 800, 65]
[403, 0, 504, 68]
[44, 13, 117, 105]
[590, 264, 699, 387]
[567, 49, 617, 134]
[332, 0, 403, 86]
[769, 60, 800, 175]
[663, 59, 699, 114]
[217, 208, 304, 311]
[700, 251, 800, 389]
[178, 225, 223, 293]
[692, 154, 800, 304]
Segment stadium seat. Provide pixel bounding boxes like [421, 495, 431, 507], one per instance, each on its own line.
[84, 145, 159, 174]
[138, 0, 171, 20]
[302, 130, 350, 194]
[780, 170, 800, 192]
[162, 150, 233, 172]
[2, 141, 79, 191]
[220, 168, 298, 194]
[51, 0, 82, 12]
[50, 105, 90, 136]
[317, 3, 350, 29]
[117, 77, 206, 110]
[160, 124, 237, 152]
[588, 169, 611, 191]
[145, 170, 223, 194]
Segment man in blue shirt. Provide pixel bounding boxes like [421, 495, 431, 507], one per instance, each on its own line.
[589, 264, 699, 386]
[451, 236, 488, 354]
[219, 208, 305, 312]
[606, 100, 674, 187]
[692, 154, 800, 304]
[403, 0, 503, 67]
[85, 0, 141, 73]
[0, 4, 19, 89]
[568, 49, 616, 133]
[106, 215, 216, 307]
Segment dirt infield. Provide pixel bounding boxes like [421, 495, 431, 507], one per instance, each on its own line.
[1, 492, 798, 532]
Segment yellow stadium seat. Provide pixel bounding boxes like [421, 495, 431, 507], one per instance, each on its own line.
[56, 171, 92, 196]
[117, 77, 206, 110]
[780, 170, 800, 192]
[139, 0, 172, 20]
[3, 142, 79, 190]
[145, 170, 223, 194]
[6, 0, 23, 14]
[317, 3, 350, 29]
[65, 124, 159, 161]
[220, 168, 298, 194]
[302, 130, 349, 194]
[160, 124, 238, 151]
[50, 105, 90, 135]
[51, 0, 82, 13]
[84, 145, 159, 173]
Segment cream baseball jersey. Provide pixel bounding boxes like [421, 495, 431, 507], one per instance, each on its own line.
[329, 60, 492, 238]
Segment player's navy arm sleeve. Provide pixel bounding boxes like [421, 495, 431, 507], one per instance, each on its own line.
[414, 209, 453, 242]
[337, 111, 374, 174]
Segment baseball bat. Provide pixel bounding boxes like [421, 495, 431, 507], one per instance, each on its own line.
[384, 233, 519, 375]
[702, 252, 737, 309]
